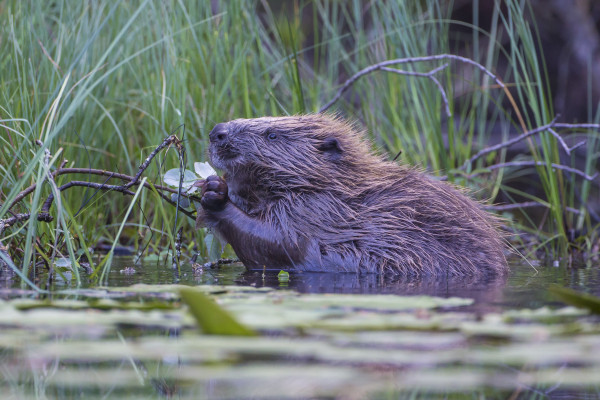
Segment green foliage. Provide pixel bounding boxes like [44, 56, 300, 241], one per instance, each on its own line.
[179, 286, 257, 336]
[1, 284, 600, 397]
[0, 0, 598, 286]
[549, 284, 600, 314]
[277, 270, 290, 282]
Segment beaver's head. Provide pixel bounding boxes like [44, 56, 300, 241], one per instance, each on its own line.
[208, 114, 375, 191]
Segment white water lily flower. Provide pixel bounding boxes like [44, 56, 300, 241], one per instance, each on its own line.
[194, 162, 217, 179]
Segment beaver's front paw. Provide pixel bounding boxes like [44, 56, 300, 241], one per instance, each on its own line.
[200, 175, 228, 211]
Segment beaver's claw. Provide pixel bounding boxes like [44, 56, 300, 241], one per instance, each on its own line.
[200, 175, 228, 211]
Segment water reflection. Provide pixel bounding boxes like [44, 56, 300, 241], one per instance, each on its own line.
[1, 256, 599, 312]
[229, 260, 600, 312]
[236, 263, 600, 312]
[236, 270, 507, 312]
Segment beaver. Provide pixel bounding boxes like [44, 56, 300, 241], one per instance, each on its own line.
[197, 114, 508, 276]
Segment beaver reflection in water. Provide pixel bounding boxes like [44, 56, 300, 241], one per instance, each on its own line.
[196, 114, 508, 276]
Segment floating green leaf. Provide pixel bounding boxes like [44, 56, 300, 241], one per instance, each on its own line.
[277, 270, 290, 282]
[549, 285, 600, 314]
[179, 287, 256, 336]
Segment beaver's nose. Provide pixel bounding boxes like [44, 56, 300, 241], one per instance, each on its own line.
[209, 123, 228, 145]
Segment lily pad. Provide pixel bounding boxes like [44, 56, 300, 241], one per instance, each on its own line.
[549, 285, 600, 314]
[179, 287, 256, 336]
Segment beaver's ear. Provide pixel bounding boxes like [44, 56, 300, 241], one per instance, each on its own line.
[318, 137, 343, 160]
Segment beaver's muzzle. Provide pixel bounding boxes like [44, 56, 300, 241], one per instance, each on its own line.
[209, 123, 228, 146]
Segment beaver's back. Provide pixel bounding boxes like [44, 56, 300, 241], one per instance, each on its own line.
[203, 114, 508, 276]
[274, 163, 507, 276]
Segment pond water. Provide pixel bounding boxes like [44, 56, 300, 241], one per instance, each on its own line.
[1, 257, 599, 399]
[6, 256, 597, 312]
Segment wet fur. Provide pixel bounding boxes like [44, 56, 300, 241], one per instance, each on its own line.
[199, 114, 508, 276]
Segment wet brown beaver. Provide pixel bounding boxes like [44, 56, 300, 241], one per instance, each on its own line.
[197, 114, 508, 276]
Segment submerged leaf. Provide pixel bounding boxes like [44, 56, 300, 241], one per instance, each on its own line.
[549, 285, 600, 314]
[179, 287, 257, 336]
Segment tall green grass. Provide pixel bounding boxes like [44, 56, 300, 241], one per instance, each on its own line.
[0, 0, 598, 287]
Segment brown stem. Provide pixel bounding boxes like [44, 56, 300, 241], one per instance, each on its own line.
[124, 134, 180, 189]
[484, 201, 581, 215]
[461, 117, 559, 169]
[7, 134, 198, 215]
[9, 167, 195, 210]
[319, 54, 505, 113]
[379, 63, 451, 117]
[0, 213, 30, 234]
[463, 160, 598, 181]
[38, 181, 196, 221]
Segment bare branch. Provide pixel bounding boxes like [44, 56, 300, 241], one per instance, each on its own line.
[38, 180, 196, 222]
[57, 168, 182, 194]
[484, 201, 581, 215]
[380, 63, 451, 117]
[319, 54, 504, 113]
[9, 167, 189, 211]
[125, 134, 180, 189]
[463, 160, 598, 181]
[10, 160, 183, 213]
[461, 119, 600, 170]
[0, 213, 30, 234]
[554, 123, 600, 129]
[461, 117, 559, 169]
[1, 134, 202, 238]
[547, 128, 573, 155]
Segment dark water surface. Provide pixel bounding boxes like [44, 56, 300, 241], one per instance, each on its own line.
[4, 256, 595, 312]
[119, 257, 600, 310]
[2, 257, 600, 399]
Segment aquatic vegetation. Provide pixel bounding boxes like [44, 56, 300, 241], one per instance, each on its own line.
[0, 284, 599, 398]
[0, 1, 599, 284]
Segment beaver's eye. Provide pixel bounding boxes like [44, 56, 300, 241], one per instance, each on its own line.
[267, 132, 277, 141]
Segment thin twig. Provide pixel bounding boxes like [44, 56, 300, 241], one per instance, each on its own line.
[38, 181, 196, 221]
[554, 123, 600, 129]
[319, 54, 504, 113]
[172, 129, 188, 270]
[484, 201, 581, 215]
[461, 117, 558, 169]
[125, 134, 179, 189]
[37, 39, 61, 72]
[547, 128, 573, 155]
[460, 118, 600, 169]
[9, 167, 185, 210]
[0, 213, 30, 234]
[380, 63, 451, 117]
[1, 134, 200, 241]
[174, 227, 183, 269]
[464, 160, 598, 181]
[7, 135, 197, 222]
